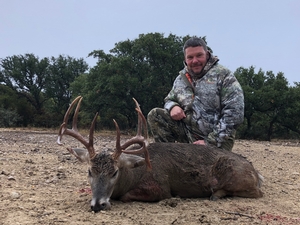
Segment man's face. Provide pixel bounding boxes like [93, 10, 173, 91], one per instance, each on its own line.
[184, 46, 208, 75]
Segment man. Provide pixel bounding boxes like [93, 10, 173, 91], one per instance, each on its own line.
[147, 37, 244, 151]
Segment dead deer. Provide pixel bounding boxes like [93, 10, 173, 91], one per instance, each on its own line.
[57, 96, 263, 213]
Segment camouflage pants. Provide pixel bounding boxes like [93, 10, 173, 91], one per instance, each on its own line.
[147, 108, 234, 151]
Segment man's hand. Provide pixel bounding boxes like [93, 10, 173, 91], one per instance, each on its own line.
[170, 106, 186, 120]
[193, 140, 206, 145]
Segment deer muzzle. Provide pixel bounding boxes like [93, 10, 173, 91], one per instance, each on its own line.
[91, 197, 111, 212]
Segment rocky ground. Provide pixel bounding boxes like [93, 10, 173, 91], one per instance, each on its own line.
[0, 128, 299, 225]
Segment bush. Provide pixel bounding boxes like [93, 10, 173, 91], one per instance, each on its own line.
[0, 108, 22, 127]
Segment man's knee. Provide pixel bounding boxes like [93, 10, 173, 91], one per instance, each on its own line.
[147, 108, 158, 129]
[147, 108, 158, 124]
[147, 108, 170, 125]
[221, 138, 235, 151]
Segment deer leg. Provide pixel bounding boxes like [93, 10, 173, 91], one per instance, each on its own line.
[231, 188, 264, 198]
[120, 180, 168, 202]
[210, 189, 227, 201]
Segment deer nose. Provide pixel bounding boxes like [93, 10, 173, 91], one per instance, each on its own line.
[91, 201, 111, 212]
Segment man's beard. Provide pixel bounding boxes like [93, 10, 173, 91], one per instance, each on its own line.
[188, 65, 205, 79]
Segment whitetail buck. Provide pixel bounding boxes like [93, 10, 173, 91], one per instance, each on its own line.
[57, 96, 263, 213]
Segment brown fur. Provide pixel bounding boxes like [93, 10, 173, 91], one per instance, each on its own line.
[109, 142, 263, 204]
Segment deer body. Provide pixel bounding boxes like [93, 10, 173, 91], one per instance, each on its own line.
[74, 142, 263, 212]
[58, 96, 263, 213]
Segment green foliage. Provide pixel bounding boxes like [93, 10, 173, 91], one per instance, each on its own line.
[0, 108, 22, 127]
[44, 55, 88, 118]
[0, 84, 17, 109]
[235, 66, 300, 140]
[0, 54, 49, 115]
[276, 83, 300, 138]
[0, 54, 88, 127]
[0, 84, 32, 127]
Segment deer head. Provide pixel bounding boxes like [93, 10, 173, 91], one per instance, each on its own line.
[57, 96, 151, 212]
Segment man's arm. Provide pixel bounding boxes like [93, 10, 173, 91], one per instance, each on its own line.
[208, 72, 244, 147]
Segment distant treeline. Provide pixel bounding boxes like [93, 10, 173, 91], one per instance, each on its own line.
[1, 33, 299, 141]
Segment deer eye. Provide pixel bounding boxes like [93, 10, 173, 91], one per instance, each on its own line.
[112, 169, 119, 178]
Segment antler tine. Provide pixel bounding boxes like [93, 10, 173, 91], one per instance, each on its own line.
[72, 95, 83, 132]
[113, 118, 146, 157]
[57, 96, 96, 159]
[122, 109, 149, 151]
[112, 119, 123, 160]
[132, 98, 149, 140]
[116, 99, 151, 170]
[88, 112, 98, 158]
[132, 98, 142, 136]
[132, 97, 141, 112]
[57, 96, 82, 145]
[136, 107, 149, 140]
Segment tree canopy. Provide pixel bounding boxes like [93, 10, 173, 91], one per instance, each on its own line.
[0, 54, 88, 126]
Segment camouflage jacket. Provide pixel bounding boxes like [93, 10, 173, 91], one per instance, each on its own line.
[164, 55, 244, 146]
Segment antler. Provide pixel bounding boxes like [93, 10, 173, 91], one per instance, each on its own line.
[57, 96, 97, 159]
[112, 98, 151, 170]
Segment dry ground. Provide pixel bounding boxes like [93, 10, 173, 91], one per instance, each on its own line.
[0, 128, 299, 225]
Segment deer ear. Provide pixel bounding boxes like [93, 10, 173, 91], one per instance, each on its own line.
[118, 154, 146, 169]
[67, 148, 90, 163]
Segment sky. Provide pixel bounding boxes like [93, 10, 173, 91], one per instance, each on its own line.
[1, 0, 299, 85]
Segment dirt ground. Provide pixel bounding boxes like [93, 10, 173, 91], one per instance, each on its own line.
[0, 128, 299, 225]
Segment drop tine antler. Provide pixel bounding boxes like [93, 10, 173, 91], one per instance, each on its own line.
[57, 96, 97, 159]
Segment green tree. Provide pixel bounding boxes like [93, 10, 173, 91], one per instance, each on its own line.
[45, 55, 88, 119]
[259, 71, 290, 140]
[0, 84, 21, 126]
[235, 66, 296, 140]
[0, 54, 88, 127]
[0, 54, 49, 124]
[0, 54, 49, 116]
[234, 66, 265, 138]
[275, 82, 300, 138]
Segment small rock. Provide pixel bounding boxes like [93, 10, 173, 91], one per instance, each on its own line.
[28, 171, 34, 176]
[11, 191, 21, 199]
[57, 166, 65, 172]
[8, 176, 16, 181]
[57, 172, 66, 179]
[25, 159, 34, 164]
[1, 170, 10, 176]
